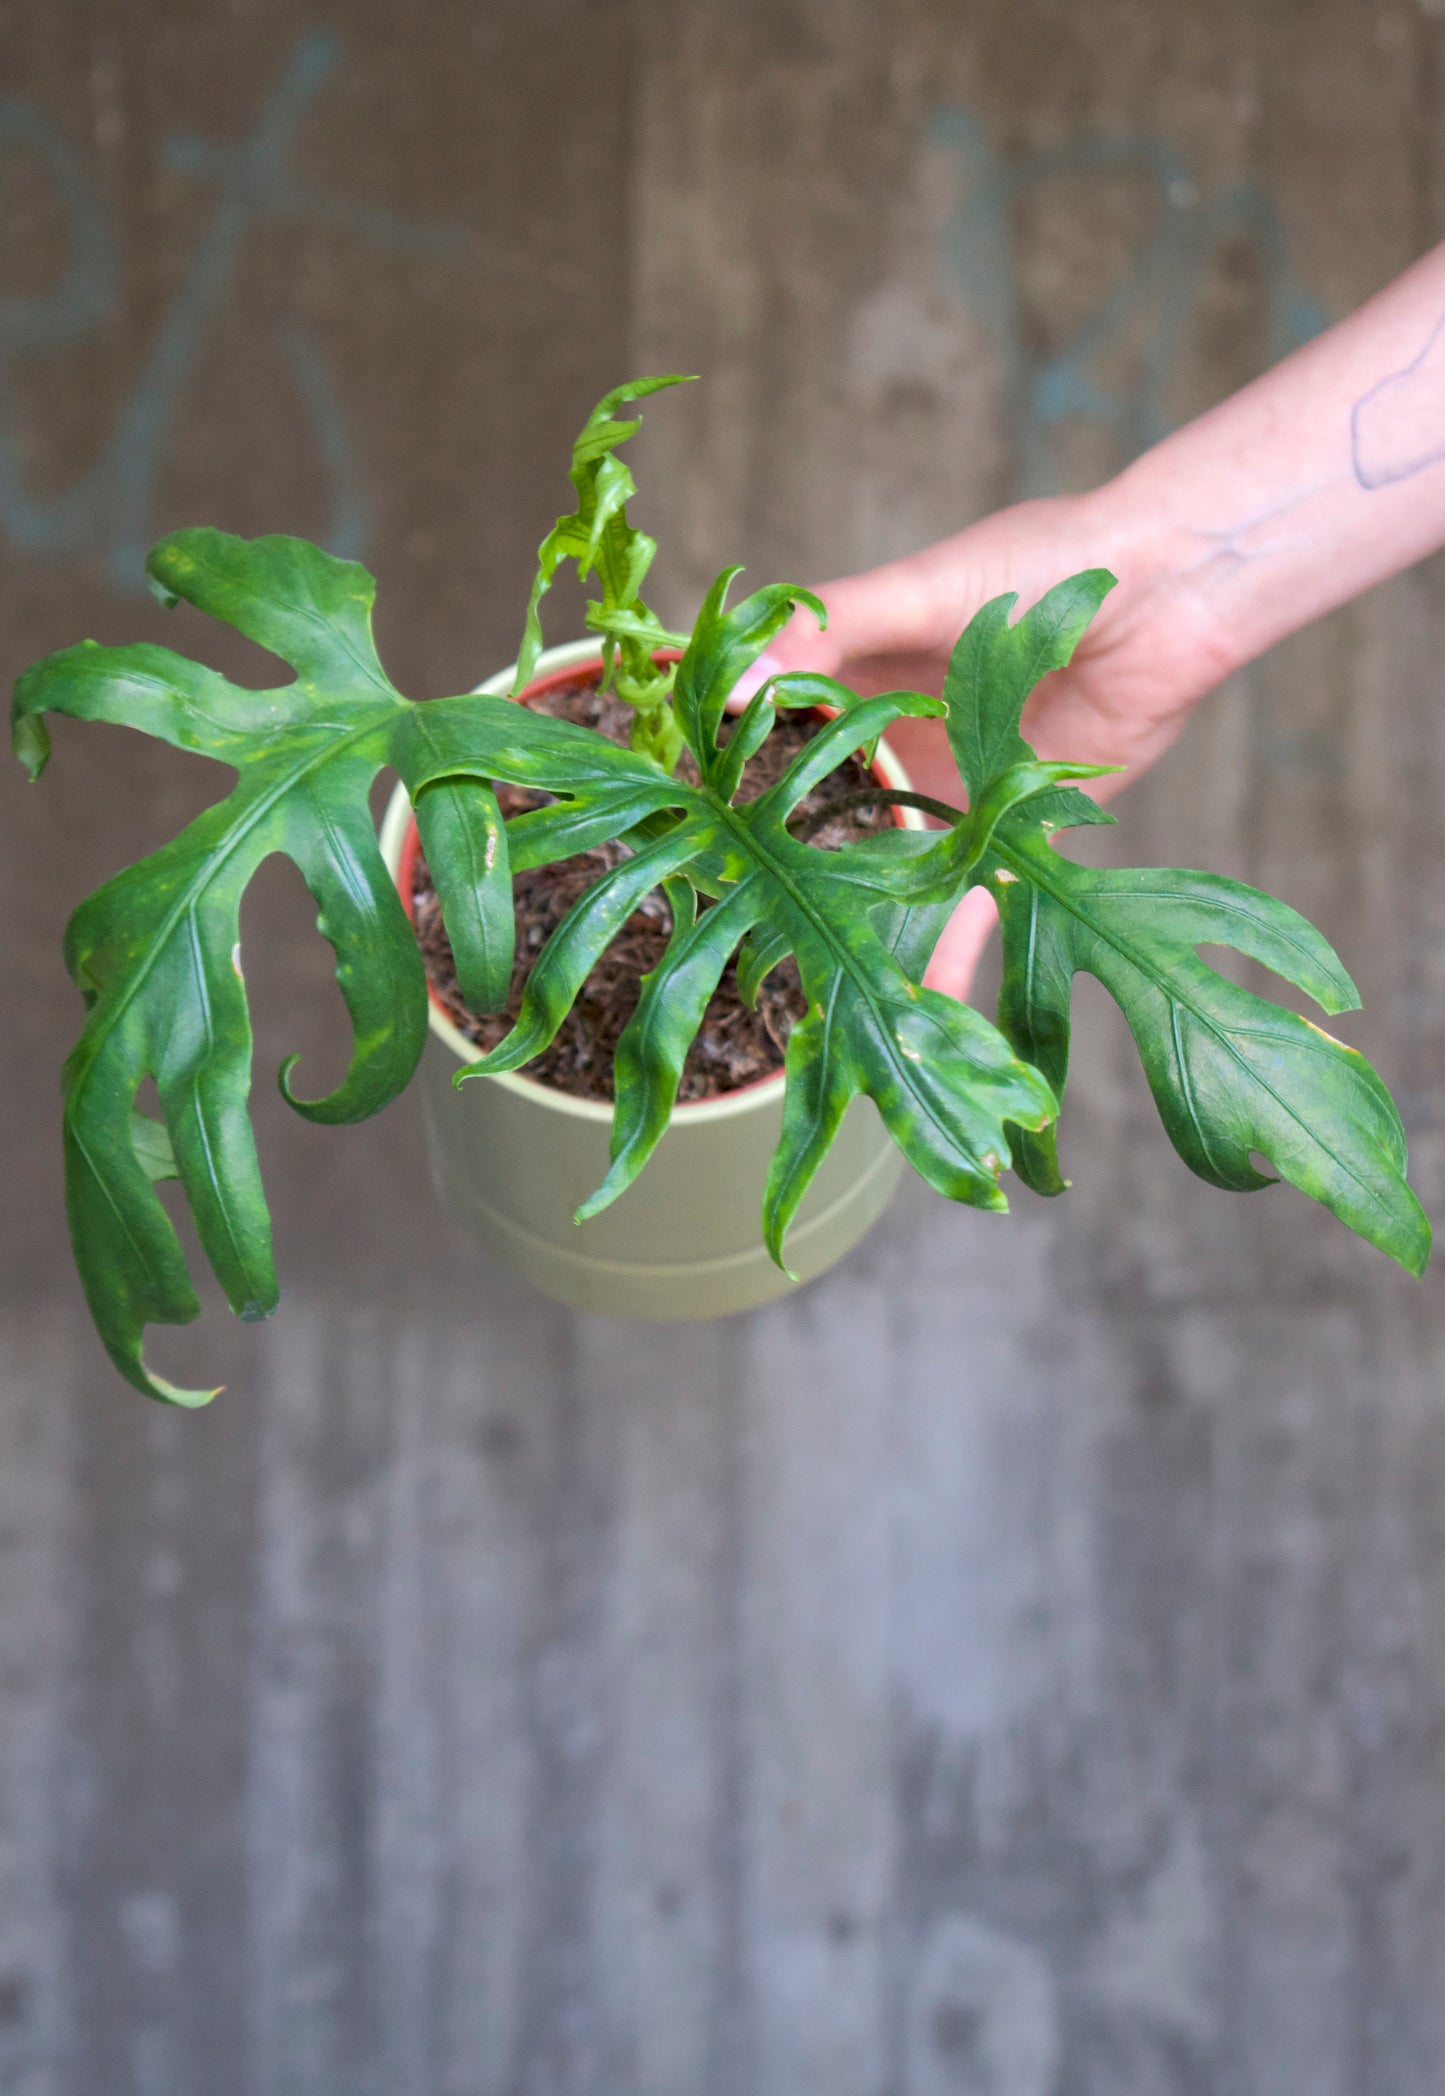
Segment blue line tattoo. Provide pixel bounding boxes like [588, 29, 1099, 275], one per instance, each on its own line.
[1352, 310, 1445, 490]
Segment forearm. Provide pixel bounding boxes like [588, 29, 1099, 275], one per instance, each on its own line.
[770, 245, 1445, 828]
[1105, 239, 1445, 680]
[763, 249, 1445, 1001]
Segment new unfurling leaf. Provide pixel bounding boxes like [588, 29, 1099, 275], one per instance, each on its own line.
[516, 374, 694, 769]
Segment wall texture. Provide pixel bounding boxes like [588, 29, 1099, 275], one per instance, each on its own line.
[3, 4, 1445, 2092]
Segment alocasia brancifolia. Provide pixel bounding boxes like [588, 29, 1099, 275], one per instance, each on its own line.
[11, 378, 1429, 1401]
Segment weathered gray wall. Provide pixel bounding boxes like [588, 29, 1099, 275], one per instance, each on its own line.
[3, 4, 1445, 2091]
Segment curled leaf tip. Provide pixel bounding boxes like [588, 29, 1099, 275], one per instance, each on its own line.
[761, 1225, 798, 1278]
[12, 713, 50, 780]
[790, 585, 827, 631]
[146, 1369, 223, 1409]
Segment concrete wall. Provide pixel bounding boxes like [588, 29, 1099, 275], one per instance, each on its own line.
[3, 4, 1445, 2090]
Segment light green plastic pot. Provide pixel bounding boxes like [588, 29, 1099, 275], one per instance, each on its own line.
[379, 640, 925, 1320]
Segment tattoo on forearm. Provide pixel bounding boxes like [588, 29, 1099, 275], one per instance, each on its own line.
[1352, 311, 1445, 489]
[1181, 484, 1330, 577]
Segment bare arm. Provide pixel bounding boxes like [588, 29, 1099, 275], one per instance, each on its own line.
[1133, 237, 1445, 670]
[761, 240, 1445, 992]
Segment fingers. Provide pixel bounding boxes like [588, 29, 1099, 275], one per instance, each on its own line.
[921, 885, 999, 1003]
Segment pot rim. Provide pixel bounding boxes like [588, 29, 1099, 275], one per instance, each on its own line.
[379, 636, 924, 1126]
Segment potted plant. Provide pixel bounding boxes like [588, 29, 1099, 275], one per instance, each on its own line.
[11, 377, 1430, 1404]
[378, 638, 927, 1324]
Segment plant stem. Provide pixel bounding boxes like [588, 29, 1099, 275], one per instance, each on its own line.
[627, 691, 685, 773]
[789, 786, 966, 838]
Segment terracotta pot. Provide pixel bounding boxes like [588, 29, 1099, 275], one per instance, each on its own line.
[379, 639, 925, 1319]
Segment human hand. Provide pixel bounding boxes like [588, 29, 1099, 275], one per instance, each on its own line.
[741, 487, 1236, 999]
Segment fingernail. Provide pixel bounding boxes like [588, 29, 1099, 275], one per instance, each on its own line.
[729, 651, 783, 707]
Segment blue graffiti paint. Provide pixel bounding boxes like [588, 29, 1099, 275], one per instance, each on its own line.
[0, 102, 117, 555]
[0, 32, 468, 590]
[931, 108, 1329, 494]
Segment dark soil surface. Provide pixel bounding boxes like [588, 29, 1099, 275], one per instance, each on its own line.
[409, 676, 895, 1104]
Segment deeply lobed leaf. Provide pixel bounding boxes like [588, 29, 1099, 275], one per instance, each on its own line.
[11, 531, 564, 1399]
[450, 572, 1068, 1256]
[515, 375, 694, 767]
[940, 575, 1431, 1273]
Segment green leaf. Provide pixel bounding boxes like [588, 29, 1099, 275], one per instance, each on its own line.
[11, 528, 473, 1400]
[989, 838, 1430, 1269]
[939, 572, 1431, 1272]
[764, 965, 1052, 1263]
[712, 680, 780, 805]
[864, 831, 962, 979]
[946, 571, 1119, 834]
[736, 924, 791, 1007]
[392, 688, 688, 872]
[578, 879, 767, 1219]
[673, 572, 826, 786]
[514, 375, 695, 767]
[462, 570, 1060, 1257]
[758, 689, 944, 817]
[464, 822, 709, 1073]
[410, 779, 513, 1013]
